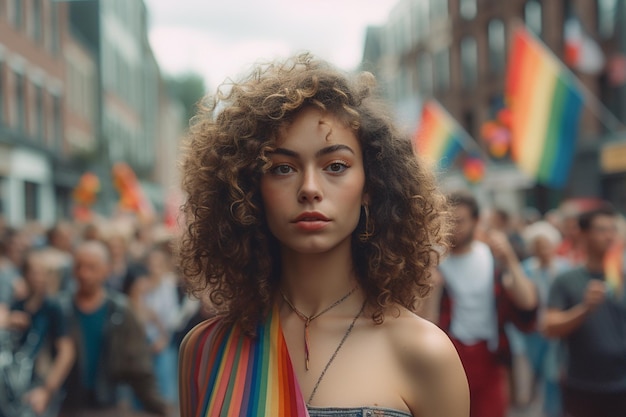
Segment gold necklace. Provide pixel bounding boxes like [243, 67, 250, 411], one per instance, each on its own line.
[281, 285, 358, 371]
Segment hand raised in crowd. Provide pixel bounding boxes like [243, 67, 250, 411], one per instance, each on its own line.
[583, 280, 606, 312]
[486, 229, 517, 265]
[24, 386, 51, 415]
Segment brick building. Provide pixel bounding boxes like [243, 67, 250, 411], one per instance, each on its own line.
[363, 0, 626, 214]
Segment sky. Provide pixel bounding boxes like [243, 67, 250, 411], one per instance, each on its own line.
[144, 0, 399, 91]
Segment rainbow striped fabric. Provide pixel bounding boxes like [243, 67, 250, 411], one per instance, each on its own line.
[604, 239, 624, 299]
[506, 26, 584, 188]
[179, 306, 310, 417]
[412, 100, 464, 170]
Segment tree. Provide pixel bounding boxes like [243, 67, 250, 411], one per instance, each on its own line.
[166, 73, 207, 127]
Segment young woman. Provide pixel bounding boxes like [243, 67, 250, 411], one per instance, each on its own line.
[177, 53, 469, 417]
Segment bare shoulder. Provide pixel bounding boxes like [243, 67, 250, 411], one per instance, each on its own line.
[383, 305, 469, 417]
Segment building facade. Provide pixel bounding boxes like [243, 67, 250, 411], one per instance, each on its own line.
[0, 0, 74, 226]
[364, 0, 626, 214]
[0, 0, 183, 227]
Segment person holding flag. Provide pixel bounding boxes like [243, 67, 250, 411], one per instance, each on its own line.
[544, 204, 626, 417]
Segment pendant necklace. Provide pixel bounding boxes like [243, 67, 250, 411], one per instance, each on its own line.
[281, 285, 358, 371]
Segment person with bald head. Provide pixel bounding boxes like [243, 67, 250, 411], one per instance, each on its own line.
[58, 241, 168, 417]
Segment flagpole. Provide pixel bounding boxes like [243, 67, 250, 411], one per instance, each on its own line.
[430, 100, 494, 163]
[511, 20, 625, 133]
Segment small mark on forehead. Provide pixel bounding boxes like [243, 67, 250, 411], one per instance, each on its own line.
[318, 117, 333, 141]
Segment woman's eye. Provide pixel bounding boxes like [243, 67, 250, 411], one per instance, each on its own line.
[326, 162, 348, 173]
[270, 164, 294, 175]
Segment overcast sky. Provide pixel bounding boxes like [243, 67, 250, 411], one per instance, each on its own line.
[144, 0, 399, 90]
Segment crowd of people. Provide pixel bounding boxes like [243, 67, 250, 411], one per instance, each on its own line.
[0, 192, 624, 417]
[421, 192, 626, 417]
[0, 215, 210, 417]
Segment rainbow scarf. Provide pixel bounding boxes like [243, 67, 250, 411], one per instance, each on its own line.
[604, 239, 625, 299]
[179, 305, 310, 417]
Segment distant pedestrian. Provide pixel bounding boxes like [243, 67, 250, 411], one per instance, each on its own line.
[433, 190, 538, 417]
[544, 205, 626, 417]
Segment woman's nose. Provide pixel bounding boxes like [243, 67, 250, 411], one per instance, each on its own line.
[297, 168, 323, 203]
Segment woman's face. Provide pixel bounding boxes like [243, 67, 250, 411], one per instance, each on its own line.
[260, 107, 366, 255]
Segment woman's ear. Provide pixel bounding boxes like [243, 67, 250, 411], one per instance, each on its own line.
[361, 192, 370, 206]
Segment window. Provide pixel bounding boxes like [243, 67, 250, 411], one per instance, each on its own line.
[461, 37, 478, 89]
[50, 2, 59, 54]
[24, 180, 39, 221]
[0, 62, 4, 126]
[463, 110, 475, 139]
[488, 19, 506, 73]
[598, 0, 617, 39]
[32, 0, 42, 42]
[524, 0, 542, 36]
[459, 0, 476, 20]
[417, 53, 433, 97]
[52, 95, 63, 152]
[15, 72, 25, 132]
[415, 1, 430, 42]
[13, 0, 22, 29]
[0, 176, 5, 217]
[35, 86, 44, 142]
[430, 0, 448, 21]
[434, 48, 450, 91]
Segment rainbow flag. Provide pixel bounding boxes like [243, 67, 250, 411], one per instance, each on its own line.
[412, 100, 464, 170]
[604, 239, 624, 299]
[505, 26, 584, 188]
[179, 306, 310, 417]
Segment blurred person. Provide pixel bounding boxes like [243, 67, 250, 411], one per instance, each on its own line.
[177, 54, 469, 417]
[103, 230, 133, 292]
[81, 222, 103, 242]
[45, 221, 76, 293]
[128, 223, 155, 263]
[142, 246, 180, 405]
[0, 250, 75, 417]
[433, 190, 538, 417]
[489, 207, 528, 261]
[58, 241, 167, 417]
[544, 205, 626, 417]
[519, 220, 573, 417]
[0, 229, 29, 306]
[555, 206, 586, 266]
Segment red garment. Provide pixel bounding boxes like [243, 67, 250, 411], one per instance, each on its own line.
[438, 269, 537, 366]
[451, 339, 508, 417]
[438, 268, 537, 417]
[556, 239, 586, 266]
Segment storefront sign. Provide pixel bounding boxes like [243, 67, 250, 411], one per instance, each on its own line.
[601, 141, 626, 174]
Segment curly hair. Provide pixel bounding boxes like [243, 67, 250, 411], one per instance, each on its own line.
[177, 53, 450, 334]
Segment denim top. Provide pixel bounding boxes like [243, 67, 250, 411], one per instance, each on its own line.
[307, 406, 412, 417]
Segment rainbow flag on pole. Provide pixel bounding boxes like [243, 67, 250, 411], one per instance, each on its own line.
[412, 100, 464, 170]
[604, 239, 624, 299]
[505, 26, 584, 188]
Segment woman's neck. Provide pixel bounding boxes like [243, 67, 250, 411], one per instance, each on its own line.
[279, 246, 359, 316]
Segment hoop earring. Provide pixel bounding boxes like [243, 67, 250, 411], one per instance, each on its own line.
[359, 205, 374, 242]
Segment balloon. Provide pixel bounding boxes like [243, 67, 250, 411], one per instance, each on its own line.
[463, 157, 485, 183]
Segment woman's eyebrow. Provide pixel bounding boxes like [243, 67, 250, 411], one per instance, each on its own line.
[271, 144, 355, 158]
[315, 144, 355, 157]
[271, 148, 299, 157]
